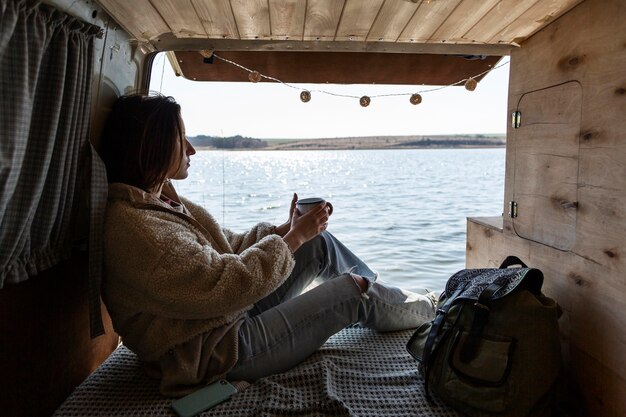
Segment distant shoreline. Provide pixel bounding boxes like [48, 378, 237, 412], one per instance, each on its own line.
[189, 134, 506, 151]
[194, 144, 506, 151]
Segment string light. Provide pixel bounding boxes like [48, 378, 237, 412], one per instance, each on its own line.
[300, 90, 311, 102]
[210, 52, 510, 107]
[248, 70, 262, 83]
[464, 77, 477, 91]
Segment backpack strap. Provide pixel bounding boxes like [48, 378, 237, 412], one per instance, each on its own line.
[459, 279, 510, 363]
[499, 255, 528, 269]
[421, 282, 468, 399]
[459, 256, 528, 363]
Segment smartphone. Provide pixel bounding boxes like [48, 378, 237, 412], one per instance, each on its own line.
[171, 379, 238, 417]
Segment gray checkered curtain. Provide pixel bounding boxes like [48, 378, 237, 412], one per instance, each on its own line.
[0, 0, 105, 334]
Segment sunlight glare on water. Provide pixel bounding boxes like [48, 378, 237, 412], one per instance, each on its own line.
[174, 148, 505, 293]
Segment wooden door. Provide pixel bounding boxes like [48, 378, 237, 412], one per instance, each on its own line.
[511, 81, 582, 251]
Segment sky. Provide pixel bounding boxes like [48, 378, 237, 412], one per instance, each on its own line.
[148, 53, 511, 140]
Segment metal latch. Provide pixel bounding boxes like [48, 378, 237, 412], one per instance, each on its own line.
[511, 111, 521, 128]
[508, 201, 518, 218]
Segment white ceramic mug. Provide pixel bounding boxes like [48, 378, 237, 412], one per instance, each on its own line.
[296, 197, 334, 215]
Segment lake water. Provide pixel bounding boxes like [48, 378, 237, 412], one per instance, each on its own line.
[173, 148, 505, 293]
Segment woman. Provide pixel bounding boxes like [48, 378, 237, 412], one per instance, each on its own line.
[99, 93, 436, 397]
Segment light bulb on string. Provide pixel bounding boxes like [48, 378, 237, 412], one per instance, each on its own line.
[464, 77, 477, 91]
[410, 93, 422, 105]
[248, 71, 262, 83]
[209, 52, 509, 107]
[300, 90, 311, 103]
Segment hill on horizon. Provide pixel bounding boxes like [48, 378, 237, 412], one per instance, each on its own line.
[187, 134, 506, 150]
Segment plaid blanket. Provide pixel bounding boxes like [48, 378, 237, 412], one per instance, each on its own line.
[54, 327, 461, 416]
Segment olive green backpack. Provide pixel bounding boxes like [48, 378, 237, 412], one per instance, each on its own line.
[407, 256, 562, 417]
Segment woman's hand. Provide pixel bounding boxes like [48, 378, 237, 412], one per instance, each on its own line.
[283, 202, 329, 253]
[274, 193, 298, 237]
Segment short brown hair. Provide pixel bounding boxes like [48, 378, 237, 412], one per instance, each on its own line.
[99, 94, 184, 191]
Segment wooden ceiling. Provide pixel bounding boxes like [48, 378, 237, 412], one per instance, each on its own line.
[96, 0, 584, 84]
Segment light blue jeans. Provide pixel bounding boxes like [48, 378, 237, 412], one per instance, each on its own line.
[226, 231, 436, 381]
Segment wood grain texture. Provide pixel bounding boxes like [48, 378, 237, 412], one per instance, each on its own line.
[465, 0, 541, 43]
[366, 0, 419, 42]
[491, 0, 584, 45]
[399, 0, 463, 42]
[335, 0, 385, 42]
[99, 0, 585, 48]
[466, 218, 626, 416]
[97, 0, 170, 41]
[150, 0, 207, 38]
[472, 0, 626, 414]
[269, 0, 306, 40]
[430, 0, 500, 44]
[230, 0, 271, 39]
[512, 82, 581, 251]
[174, 50, 501, 85]
[303, 0, 345, 41]
[154, 35, 513, 55]
[570, 346, 626, 417]
[192, 0, 239, 39]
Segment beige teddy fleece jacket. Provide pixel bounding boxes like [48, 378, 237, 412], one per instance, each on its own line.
[102, 182, 295, 396]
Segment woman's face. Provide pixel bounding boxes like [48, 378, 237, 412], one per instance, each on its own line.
[166, 120, 196, 180]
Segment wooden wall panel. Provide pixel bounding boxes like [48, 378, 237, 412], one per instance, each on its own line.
[398, 0, 462, 42]
[576, 43, 626, 272]
[574, 185, 626, 269]
[150, 0, 207, 38]
[467, 219, 626, 416]
[174, 50, 501, 85]
[570, 346, 626, 417]
[506, 0, 626, 269]
[268, 0, 306, 40]
[97, 0, 170, 42]
[430, 0, 500, 43]
[98, 0, 587, 49]
[335, 0, 384, 42]
[491, 0, 583, 45]
[303, 0, 345, 41]
[514, 10, 624, 91]
[0, 257, 119, 417]
[367, 0, 418, 42]
[230, 0, 271, 39]
[193, 0, 239, 39]
[468, 0, 626, 414]
[465, 0, 540, 43]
